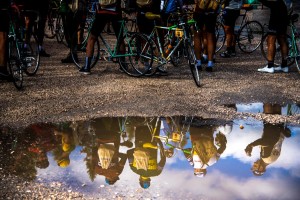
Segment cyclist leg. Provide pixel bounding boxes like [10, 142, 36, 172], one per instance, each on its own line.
[79, 13, 107, 74]
[220, 8, 240, 58]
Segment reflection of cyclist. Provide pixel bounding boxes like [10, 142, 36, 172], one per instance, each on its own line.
[188, 125, 227, 177]
[257, 0, 289, 73]
[245, 103, 291, 176]
[245, 123, 291, 176]
[54, 126, 76, 168]
[0, 0, 11, 79]
[25, 123, 58, 169]
[91, 117, 127, 185]
[127, 118, 166, 189]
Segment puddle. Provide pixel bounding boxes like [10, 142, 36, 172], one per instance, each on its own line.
[0, 115, 300, 199]
[233, 103, 300, 116]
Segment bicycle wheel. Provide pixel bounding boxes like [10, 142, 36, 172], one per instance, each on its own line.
[293, 35, 300, 73]
[70, 28, 100, 69]
[23, 34, 40, 76]
[122, 33, 153, 77]
[238, 20, 263, 53]
[44, 10, 57, 39]
[185, 39, 200, 87]
[261, 34, 294, 66]
[215, 21, 226, 53]
[8, 39, 23, 90]
[56, 14, 66, 45]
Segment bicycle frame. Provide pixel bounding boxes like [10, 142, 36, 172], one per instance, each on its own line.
[98, 20, 134, 60]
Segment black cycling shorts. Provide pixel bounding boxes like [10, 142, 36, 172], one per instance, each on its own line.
[193, 12, 217, 33]
[223, 9, 240, 27]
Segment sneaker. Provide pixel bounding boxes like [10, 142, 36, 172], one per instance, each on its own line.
[0, 70, 13, 82]
[220, 50, 235, 58]
[205, 66, 213, 72]
[61, 54, 74, 63]
[201, 57, 208, 64]
[274, 66, 289, 73]
[79, 66, 91, 75]
[39, 49, 50, 57]
[197, 65, 202, 71]
[258, 65, 274, 73]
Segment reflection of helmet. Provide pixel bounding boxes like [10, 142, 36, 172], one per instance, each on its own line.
[251, 159, 266, 176]
[105, 177, 120, 185]
[164, 148, 175, 158]
[139, 176, 151, 189]
[57, 158, 70, 168]
[194, 169, 207, 178]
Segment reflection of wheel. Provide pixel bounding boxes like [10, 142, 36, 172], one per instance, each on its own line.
[237, 21, 263, 53]
[70, 28, 100, 69]
[123, 33, 153, 77]
[261, 34, 294, 66]
[215, 22, 226, 53]
[8, 39, 23, 90]
[24, 34, 40, 76]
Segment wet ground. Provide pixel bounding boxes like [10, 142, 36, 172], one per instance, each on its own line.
[1, 104, 300, 199]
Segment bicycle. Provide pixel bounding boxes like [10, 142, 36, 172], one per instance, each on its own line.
[215, 4, 264, 53]
[260, 9, 300, 73]
[70, 14, 153, 77]
[3, 5, 24, 90]
[142, 11, 200, 87]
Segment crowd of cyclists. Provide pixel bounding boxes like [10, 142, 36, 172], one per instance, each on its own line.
[0, 0, 295, 83]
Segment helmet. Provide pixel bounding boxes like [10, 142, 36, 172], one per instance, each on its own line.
[57, 158, 70, 168]
[139, 176, 151, 189]
[251, 159, 266, 176]
[105, 177, 119, 185]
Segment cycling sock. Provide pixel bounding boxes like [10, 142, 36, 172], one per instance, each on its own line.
[197, 60, 201, 66]
[268, 62, 274, 68]
[85, 57, 92, 69]
[281, 59, 287, 67]
[208, 61, 214, 67]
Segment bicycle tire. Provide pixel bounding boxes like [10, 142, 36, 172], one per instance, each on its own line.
[55, 15, 67, 46]
[8, 39, 23, 90]
[44, 9, 57, 39]
[122, 33, 153, 77]
[215, 22, 226, 53]
[24, 34, 40, 76]
[144, 37, 161, 76]
[185, 39, 200, 87]
[237, 20, 263, 53]
[70, 28, 100, 69]
[261, 34, 294, 66]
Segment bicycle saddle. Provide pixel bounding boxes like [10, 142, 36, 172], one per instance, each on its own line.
[145, 12, 161, 20]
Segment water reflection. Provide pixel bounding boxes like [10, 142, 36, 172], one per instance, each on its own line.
[0, 115, 299, 199]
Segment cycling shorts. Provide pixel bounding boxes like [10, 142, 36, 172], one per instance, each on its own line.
[222, 9, 240, 27]
[193, 12, 217, 33]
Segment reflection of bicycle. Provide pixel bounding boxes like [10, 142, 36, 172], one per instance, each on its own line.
[70, 16, 153, 77]
[261, 10, 300, 73]
[150, 117, 194, 157]
[216, 4, 263, 53]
